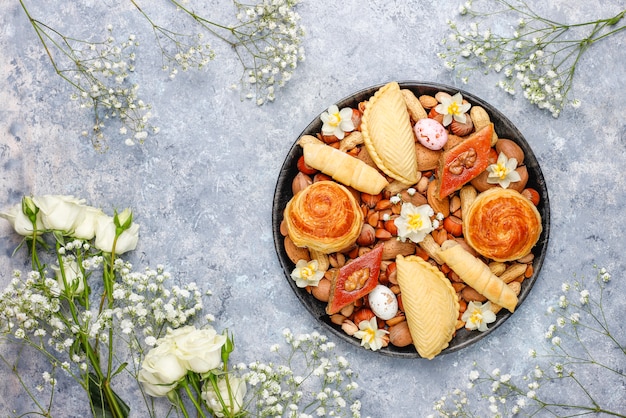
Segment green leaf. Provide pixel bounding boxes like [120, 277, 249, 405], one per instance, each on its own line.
[112, 362, 128, 378]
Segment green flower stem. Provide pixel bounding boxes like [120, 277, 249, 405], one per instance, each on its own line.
[0, 348, 54, 415]
[19, 0, 103, 106]
[182, 378, 207, 418]
[130, 0, 230, 45]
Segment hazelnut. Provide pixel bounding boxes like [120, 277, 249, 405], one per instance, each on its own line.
[357, 224, 376, 246]
[508, 165, 529, 192]
[495, 139, 525, 165]
[311, 277, 331, 302]
[470, 170, 498, 193]
[388, 321, 413, 347]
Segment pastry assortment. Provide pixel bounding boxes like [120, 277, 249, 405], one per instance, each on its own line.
[278, 82, 545, 358]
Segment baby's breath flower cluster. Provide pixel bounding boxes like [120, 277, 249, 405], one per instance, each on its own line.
[129, 0, 216, 80]
[18, 0, 305, 149]
[238, 329, 362, 417]
[439, 0, 626, 117]
[233, 0, 306, 105]
[21, 1, 156, 151]
[430, 265, 625, 417]
[168, 0, 306, 105]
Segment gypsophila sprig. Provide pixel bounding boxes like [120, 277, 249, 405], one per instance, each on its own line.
[164, 0, 306, 105]
[18, 0, 305, 149]
[129, 0, 216, 80]
[19, 1, 155, 151]
[237, 329, 362, 417]
[430, 265, 625, 418]
[439, 0, 626, 117]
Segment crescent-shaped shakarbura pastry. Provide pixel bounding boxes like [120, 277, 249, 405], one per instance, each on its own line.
[463, 187, 542, 262]
[361, 82, 419, 185]
[438, 240, 518, 312]
[301, 141, 389, 195]
[395, 254, 460, 359]
[283, 181, 363, 254]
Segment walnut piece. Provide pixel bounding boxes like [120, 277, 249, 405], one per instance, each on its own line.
[345, 267, 370, 291]
[448, 148, 477, 175]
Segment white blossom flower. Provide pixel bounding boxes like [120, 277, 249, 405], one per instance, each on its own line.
[320, 105, 355, 140]
[435, 92, 471, 126]
[353, 317, 388, 351]
[394, 202, 435, 244]
[290, 259, 325, 288]
[462, 301, 497, 331]
[487, 152, 521, 188]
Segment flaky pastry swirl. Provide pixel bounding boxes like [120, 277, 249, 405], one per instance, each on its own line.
[284, 181, 363, 254]
[463, 188, 542, 262]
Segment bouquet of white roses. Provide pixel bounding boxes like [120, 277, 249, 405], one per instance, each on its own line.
[0, 195, 363, 418]
[0, 195, 205, 417]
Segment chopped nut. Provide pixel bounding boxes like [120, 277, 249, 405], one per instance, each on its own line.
[448, 148, 477, 175]
[345, 267, 370, 291]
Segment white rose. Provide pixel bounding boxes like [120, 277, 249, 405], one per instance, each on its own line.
[0, 202, 44, 236]
[33, 195, 88, 234]
[94, 214, 139, 254]
[138, 341, 187, 397]
[163, 325, 226, 373]
[52, 259, 85, 295]
[202, 376, 247, 417]
[73, 206, 107, 240]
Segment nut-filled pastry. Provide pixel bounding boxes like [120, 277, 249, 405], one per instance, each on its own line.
[463, 188, 542, 262]
[283, 181, 363, 254]
[396, 255, 460, 359]
[361, 82, 419, 185]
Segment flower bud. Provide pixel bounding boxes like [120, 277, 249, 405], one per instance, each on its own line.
[21, 196, 39, 226]
[114, 208, 133, 233]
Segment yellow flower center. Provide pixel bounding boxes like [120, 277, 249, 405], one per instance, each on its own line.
[328, 112, 341, 127]
[447, 101, 460, 116]
[363, 327, 376, 343]
[301, 265, 315, 279]
[493, 163, 509, 179]
[407, 213, 424, 230]
[469, 309, 483, 325]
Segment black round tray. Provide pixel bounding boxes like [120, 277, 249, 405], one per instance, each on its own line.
[272, 81, 550, 358]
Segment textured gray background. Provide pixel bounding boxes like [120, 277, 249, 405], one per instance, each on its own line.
[1, 0, 625, 416]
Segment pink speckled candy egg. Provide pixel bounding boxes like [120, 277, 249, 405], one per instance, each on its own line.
[414, 118, 448, 150]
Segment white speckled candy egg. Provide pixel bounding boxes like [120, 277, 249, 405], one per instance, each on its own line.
[414, 117, 448, 150]
[368, 285, 398, 320]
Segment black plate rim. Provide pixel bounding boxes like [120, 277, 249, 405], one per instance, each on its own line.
[272, 80, 551, 358]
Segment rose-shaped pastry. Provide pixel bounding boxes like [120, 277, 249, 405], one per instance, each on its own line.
[463, 188, 542, 262]
[283, 181, 363, 254]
